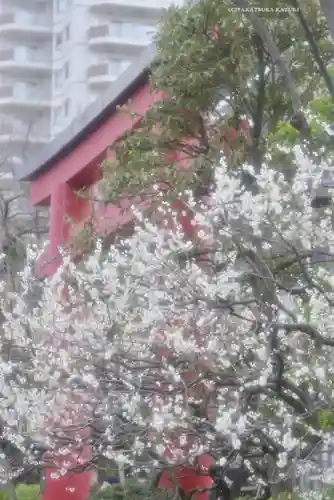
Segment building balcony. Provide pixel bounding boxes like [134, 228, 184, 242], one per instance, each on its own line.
[0, 121, 50, 146]
[87, 61, 130, 88]
[87, 62, 117, 87]
[87, 23, 153, 56]
[0, 85, 51, 110]
[89, 0, 163, 20]
[0, 47, 51, 76]
[0, 11, 51, 40]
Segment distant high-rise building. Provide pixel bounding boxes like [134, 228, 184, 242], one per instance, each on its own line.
[0, 0, 167, 217]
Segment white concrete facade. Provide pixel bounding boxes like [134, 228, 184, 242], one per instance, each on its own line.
[0, 0, 165, 197]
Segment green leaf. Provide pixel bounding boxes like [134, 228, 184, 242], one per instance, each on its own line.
[319, 409, 334, 430]
[327, 66, 334, 78]
[271, 122, 298, 146]
[309, 96, 334, 122]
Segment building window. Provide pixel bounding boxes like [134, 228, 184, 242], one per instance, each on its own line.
[17, 45, 39, 62]
[56, 0, 72, 13]
[64, 62, 70, 79]
[65, 24, 71, 41]
[56, 0, 66, 13]
[55, 63, 69, 89]
[14, 81, 35, 99]
[54, 106, 62, 125]
[54, 99, 70, 126]
[109, 60, 123, 75]
[64, 98, 70, 117]
[110, 21, 123, 37]
[132, 24, 154, 38]
[99, 59, 130, 79]
[55, 33, 62, 48]
[109, 21, 153, 39]
[55, 69, 62, 89]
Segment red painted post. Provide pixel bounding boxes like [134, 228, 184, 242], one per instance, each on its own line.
[147, 149, 215, 499]
[159, 456, 213, 500]
[36, 183, 72, 277]
[42, 456, 91, 500]
[37, 182, 92, 500]
[26, 73, 228, 498]
[154, 329, 214, 499]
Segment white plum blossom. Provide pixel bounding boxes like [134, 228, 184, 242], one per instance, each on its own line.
[0, 154, 332, 491]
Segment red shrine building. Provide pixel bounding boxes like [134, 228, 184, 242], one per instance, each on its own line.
[15, 43, 213, 500]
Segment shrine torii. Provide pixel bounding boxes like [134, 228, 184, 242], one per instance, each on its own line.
[15, 43, 213, 500]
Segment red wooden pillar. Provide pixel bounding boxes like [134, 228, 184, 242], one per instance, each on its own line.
[154, 346, 214, 499]
[36, 183, 73, 277]
[42, 395, 92, 500]
[48, 183, 72, 272]
[151, 148, 215, 499]
[39, 182, 92, 500]
[159, 457, 213, 500]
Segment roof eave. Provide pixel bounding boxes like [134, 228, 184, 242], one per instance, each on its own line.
[15, 43, 157, 182]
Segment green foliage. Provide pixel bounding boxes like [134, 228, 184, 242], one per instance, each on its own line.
[15, 484, 40, 500]
[271, 121, 298, 147]
[238, 490, 334, 500]
[90, 482, 174, 500]
[322, 486, 334, 499]
[273, 488, 334, 500]
[276, 493, 303, 500]
[309, 96, 334, 122]
[96, 3, 334, 493]
[327, 66, 334, 78]
[0, 485, 40, 500]
[319, 409, 334, 430]
[101, 0, 334, 204]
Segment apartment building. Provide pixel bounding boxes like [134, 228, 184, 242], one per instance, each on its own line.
[0, 0, 168, 218]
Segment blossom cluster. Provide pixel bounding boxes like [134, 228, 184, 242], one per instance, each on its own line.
[0, 152, 333, 489]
